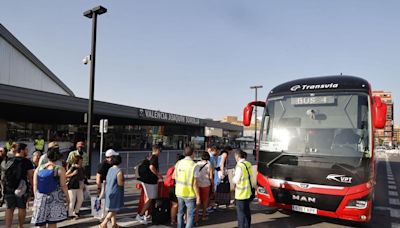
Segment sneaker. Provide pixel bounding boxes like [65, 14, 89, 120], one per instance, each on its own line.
[144, 215, 152, 223]
[136, 214, 147, 224]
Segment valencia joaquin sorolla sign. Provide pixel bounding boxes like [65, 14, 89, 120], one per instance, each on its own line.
[138, 109, 200, 126]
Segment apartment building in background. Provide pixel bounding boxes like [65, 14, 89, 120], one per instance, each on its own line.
[394, 125, 400, 148]
[373, 91, 394, 148]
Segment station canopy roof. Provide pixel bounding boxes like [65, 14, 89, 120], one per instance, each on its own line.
[0, 84, 242, 132]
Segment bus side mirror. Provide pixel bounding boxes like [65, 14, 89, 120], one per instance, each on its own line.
[243, 101, 266, 126]
[373, 96, 387, 129]
[243, 104, 254, 126]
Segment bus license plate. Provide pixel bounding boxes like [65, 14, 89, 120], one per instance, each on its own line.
[292, 205, 317, 214]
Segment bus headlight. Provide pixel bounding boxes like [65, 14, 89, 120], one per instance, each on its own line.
[345, 196, 369, 209]
[257, 186, 269, 196]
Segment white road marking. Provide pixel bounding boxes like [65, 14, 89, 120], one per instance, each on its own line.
[375, 207, 400, 218]
[391, 209, 400, 218]
[384, 153, 400, 228]
[389, 198, 400, 206]
[389, 185, 398, 190]
[389, 191, 399, 197]
[375, 206, 392, 211]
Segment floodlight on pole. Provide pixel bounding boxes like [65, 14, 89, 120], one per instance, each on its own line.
[83, 5, 107, 178]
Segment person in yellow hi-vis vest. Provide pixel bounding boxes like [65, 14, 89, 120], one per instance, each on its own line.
[34, 135, 45, 153]
[5, 138, 14, 152]
[174, 146, 200, 228]
[233, 149, 255, 228]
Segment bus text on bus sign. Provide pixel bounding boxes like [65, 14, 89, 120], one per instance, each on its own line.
[291, 96, 335, 105]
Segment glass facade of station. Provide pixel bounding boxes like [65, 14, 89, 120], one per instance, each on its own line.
[3, 121, 204, 151]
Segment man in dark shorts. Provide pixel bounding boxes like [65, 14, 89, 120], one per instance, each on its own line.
[136, 145, 163, 224]
[1, 143, 34, 228]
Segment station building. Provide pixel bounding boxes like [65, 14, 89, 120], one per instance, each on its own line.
[0, 23, 242, 153]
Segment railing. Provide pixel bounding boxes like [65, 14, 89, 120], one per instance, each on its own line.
[91, 149, 257, 178]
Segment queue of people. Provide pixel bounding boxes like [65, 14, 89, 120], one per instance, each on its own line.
[133, 145, 253, 228]
[0, 141, 254, 228]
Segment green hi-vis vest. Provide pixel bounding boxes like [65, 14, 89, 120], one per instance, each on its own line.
[35, 139, 45, 150]
[235, 160, 253, 200]
[175, 158, 197, 198]
[5, 142, 13, 151]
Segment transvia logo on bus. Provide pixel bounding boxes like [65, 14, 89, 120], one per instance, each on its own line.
[326, 174, 353, 184]
[292, 194, 316, 203]
[290, 83, 339, 92]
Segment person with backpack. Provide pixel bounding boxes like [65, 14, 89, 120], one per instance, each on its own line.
[38, 141, 63, 167]
[66, 155, 85, 219]
[233, 149, 255, 228]
[136, 145, 162, 224]
[164, 153, 185, 225]
[1, 143, 34, 228]
[31, 147, 70, 227]
[195, 151, 214, 224]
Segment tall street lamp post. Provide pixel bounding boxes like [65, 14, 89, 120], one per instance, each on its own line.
[250, 85, 263, 154]
[83, 5, 107, 177]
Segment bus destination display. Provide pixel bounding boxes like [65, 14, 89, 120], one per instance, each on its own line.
[291, 96, 335, 105]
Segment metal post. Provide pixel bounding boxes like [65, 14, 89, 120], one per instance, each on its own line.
[99, 130, 103, 162]
[255, 89, 258, 151]
[126, 152, 129, 177]
[86, 11, 97, 177]
[166, 150, 170, 171]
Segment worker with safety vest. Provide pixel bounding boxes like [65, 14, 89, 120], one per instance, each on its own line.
[5, 139, 14, 152]
[233, 149, 254, 228]
[174, 146, 200, 228]
[34, 135, 45, 153]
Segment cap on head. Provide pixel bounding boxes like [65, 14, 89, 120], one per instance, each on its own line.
[105, 149, 119, 157]
[48, 142, 59, 149]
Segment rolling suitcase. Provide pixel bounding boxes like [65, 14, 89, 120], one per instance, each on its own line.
[152, 182, 170, 225]
[215, 175, 231, 206]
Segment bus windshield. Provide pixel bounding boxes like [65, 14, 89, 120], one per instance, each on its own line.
[260, 92, 370, 166]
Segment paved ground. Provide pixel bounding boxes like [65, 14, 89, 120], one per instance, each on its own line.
[1, 153, 400, 227]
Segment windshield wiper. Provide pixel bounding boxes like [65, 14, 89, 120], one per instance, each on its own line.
[301, 155, 361, 178]
[267, 152, 299, 167]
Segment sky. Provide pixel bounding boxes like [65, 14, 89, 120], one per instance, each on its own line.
[0, 1, 399, 123]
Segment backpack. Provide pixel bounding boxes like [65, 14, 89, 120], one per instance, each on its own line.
[37, 165, 60, 194]
[1, 157, 24, 194]
[134, 158, 150, 180]
[164, 166, 175, 187]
